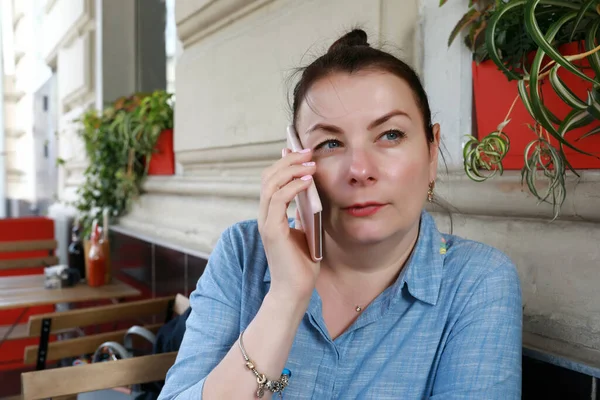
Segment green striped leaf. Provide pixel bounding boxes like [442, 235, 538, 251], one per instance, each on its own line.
[549, 64, 588, 110]
[464, 164, 489, 182]
[529, 12, 598, 157]
[578, 125, 600, 141]
[485, 0, 527, 81]
[518, 80, 536, 119]
[558, 109, 594, 136]
[569, 0, 597, 42]
[586, 86, 600, 120]
[525, 0, 600, 86]
[586, 20, 600, 78]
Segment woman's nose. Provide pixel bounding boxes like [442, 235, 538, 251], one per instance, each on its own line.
[346, 147, 377, 186]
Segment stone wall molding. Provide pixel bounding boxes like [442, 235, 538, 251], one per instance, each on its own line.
[431, 171, 600, 223]
[43, 0, 94, 66]
[175, 0, 276, 48]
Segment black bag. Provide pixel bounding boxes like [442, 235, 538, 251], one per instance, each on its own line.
[134, 306, 192, 400]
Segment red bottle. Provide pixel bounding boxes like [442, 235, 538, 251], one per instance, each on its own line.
[87, 221, 106, 287]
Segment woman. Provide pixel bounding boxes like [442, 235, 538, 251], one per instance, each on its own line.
[158, 29, 522, 399]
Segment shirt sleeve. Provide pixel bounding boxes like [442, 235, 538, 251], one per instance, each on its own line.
[158, 227, 243, 400]
[430, 261, 522, 400]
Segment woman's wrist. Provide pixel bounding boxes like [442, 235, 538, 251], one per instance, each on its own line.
[263, 288, 312, 322]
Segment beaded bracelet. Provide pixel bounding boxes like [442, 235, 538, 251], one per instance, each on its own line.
[238, 330, 292, 398]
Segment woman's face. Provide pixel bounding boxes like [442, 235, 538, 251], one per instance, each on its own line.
[296, 70, 440, 245]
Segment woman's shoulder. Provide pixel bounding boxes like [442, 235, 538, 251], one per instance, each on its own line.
[442, 233, 519, 287]
[201, 218, 269, 287]
[217, 218, 264, 257]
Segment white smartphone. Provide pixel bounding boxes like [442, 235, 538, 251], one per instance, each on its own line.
[286, 125, 323, 262]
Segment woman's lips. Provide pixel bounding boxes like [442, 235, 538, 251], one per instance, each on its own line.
[343, 203, 386, 217]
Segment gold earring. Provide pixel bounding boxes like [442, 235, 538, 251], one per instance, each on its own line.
[427, 181, 435, 203]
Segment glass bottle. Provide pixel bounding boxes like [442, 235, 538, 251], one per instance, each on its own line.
[87, 220, 106, 287]
[67, 219, 86, 282]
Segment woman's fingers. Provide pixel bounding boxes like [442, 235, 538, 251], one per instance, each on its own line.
[262, 175, 314, 239]
[262, 163, 315, 223]
[261, 149, 313, 190]
[258, 149, 314, 231]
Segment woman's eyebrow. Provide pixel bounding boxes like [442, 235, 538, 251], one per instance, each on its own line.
[305, 109, 410, 135]
[305, 123, 343, 136]
[368, 109, 411, 130]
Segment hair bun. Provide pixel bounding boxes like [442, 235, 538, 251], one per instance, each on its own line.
[328, 29, 369, 53]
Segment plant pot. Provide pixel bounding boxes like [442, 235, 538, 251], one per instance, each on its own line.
[472, 41, 600, 170]
[148, 128, 175, 175]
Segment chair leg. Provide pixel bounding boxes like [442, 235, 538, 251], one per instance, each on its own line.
[35, 318, 52, 371]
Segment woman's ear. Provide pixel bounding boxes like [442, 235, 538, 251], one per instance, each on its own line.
[429, 123, 441, 182]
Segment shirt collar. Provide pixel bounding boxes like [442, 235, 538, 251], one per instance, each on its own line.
[395, 210, 444, 306]
[263, 211, 445, 306]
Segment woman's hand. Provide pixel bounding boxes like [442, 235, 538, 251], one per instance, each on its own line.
[258, 148, 321, 303]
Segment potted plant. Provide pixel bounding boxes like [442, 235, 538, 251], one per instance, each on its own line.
[70, 90, 174, 238]
[137, 90, 175, 175]
[442, 0, 600, 218]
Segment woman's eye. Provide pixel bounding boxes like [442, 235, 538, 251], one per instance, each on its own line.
[381, 129, 406, 142]
[314, 139, 342, 151]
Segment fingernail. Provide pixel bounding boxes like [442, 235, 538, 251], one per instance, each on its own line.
[282, 148, 289, 158]
[299, 148, 311, 153]
[302, 162, 315, 167]
[300, 175, 313, 181]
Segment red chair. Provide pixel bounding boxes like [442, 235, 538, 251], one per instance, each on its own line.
[0, 217, 57, 371]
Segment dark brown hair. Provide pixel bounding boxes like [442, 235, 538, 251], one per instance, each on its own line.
[291, 29, 434, 144]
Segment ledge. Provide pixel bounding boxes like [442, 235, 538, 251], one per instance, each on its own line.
[143, 176, 260, 199]
[110, 224, 210, 260]
[45, 0, 59, 13]
[6, 168, 25, 178]
[177, 140, 282, 166]
[431, 170, 600, 223]
[43, 0, 94, 66]
[4, 129, 26, 138]
[4, 90, 26, 103]
[175, 0, 276, 48]
[523, 331, 600, 378]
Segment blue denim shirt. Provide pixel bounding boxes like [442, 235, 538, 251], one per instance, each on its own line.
[158, 210, 522, 399]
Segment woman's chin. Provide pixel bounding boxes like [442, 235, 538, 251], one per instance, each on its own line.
[334, 219, 394, 245]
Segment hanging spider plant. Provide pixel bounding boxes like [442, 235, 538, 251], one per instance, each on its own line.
[449, 0, 600, 219]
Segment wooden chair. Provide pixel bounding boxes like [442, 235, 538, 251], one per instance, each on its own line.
[0, 236, 59, 343]
[21, 352, 178, 400]
[19, 294, 190, 400]
[0, 238, 58, 272]
[23, 294, 189, 370]
[0, 221, 58, 373]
